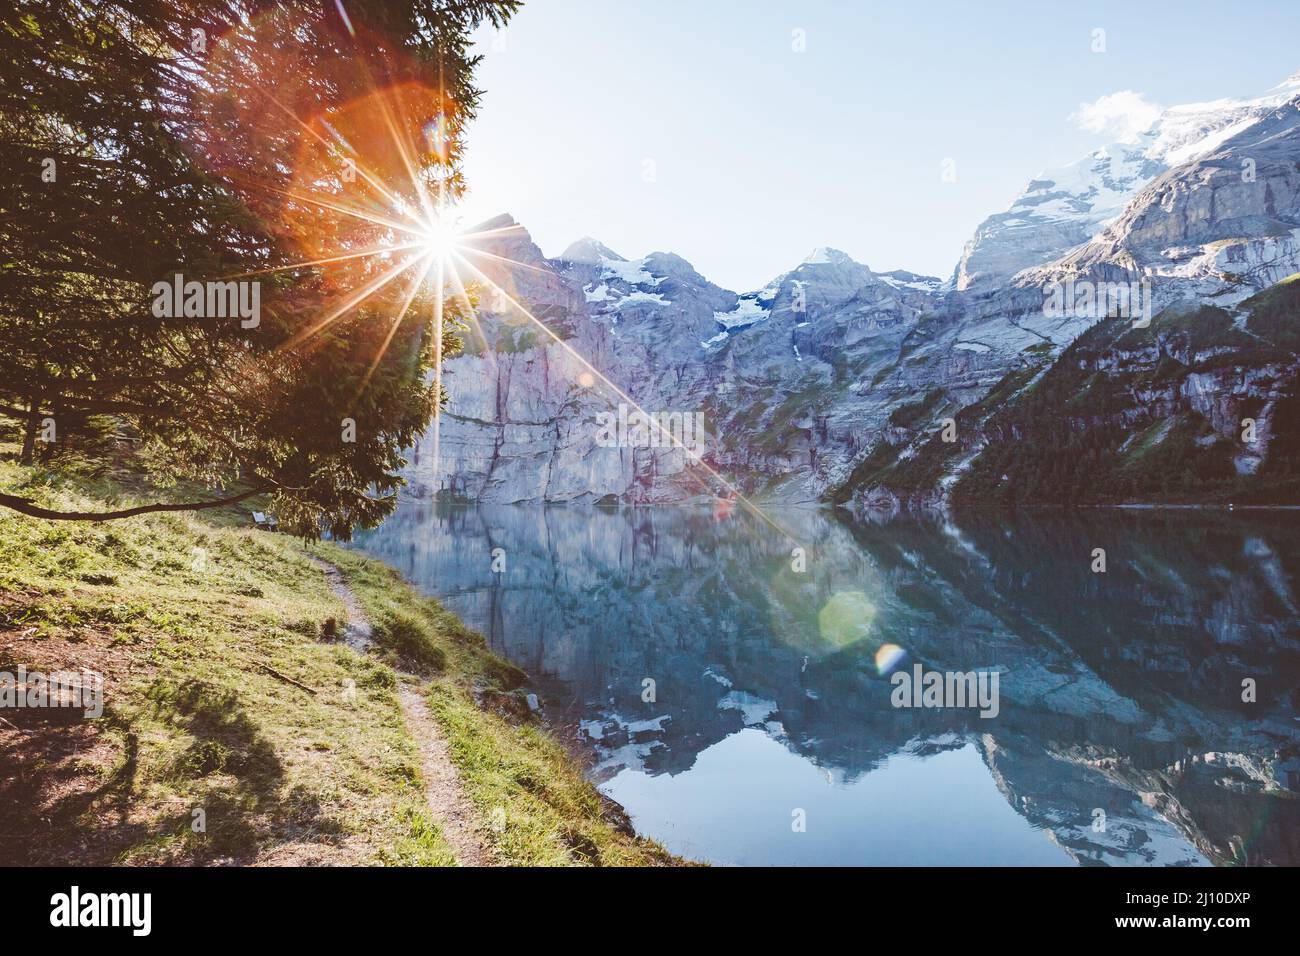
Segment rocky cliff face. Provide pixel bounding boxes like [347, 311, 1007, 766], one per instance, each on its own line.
[410, 226, 952, 504]
[407, 73, 1300, 509]
[947, 281, 1300, 507]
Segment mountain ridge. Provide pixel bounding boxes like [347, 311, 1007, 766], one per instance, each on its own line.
[415, 69, 1300, 508]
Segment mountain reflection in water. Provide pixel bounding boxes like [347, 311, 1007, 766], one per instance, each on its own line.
[351, 501, 1300, 866]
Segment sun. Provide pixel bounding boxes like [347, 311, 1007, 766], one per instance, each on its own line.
[421, 219, 462, 263]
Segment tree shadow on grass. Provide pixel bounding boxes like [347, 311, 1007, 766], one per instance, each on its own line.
[0, 677, 335, 864]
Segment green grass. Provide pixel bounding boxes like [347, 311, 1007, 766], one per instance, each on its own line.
[887, 387, 948, 429]
[0, 456, 453, 865]
[1244, 273, 1300, 351]
[309, 544, 684, 867]
[0, 447, 680, 866]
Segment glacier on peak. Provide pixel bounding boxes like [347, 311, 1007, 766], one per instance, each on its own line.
[954, 69, 1300, 291]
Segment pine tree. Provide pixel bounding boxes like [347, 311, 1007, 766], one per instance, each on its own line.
[0, 0, 520, 537]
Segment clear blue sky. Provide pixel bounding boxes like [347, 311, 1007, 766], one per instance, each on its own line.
[455, 0, 1300, 291]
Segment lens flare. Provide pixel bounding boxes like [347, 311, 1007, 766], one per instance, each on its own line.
[875, 642, 908, 675]
[422, 113, 452, 160]
[817, 591, 877, 649]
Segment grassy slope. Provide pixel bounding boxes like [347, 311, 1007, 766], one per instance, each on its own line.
[0, 451, 677, 866]
[312, 546, 681, 866]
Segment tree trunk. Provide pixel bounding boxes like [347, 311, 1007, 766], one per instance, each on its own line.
[19, 394, 39, 465]
[38, 399, 61, 464]
[0, 484, 269, 521]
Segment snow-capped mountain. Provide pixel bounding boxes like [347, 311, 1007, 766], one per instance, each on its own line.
[853, 81, 1300, 511]
[1042, 93, 1300, 296]
[408, 226, 950, 504]
[954, 71, 1300, 291]
[408, 69, 1300, 509]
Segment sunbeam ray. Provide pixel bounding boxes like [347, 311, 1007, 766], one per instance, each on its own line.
[458, 245, 561, 277]
[222, 240, 427, 280]
[280, 251, 427, 352]
[251, 181, 429, 238]
[260, 89, 429, 229]
[353, 253, 437, 404]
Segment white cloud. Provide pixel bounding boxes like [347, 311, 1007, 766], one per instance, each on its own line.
[1069, 91, 1163, 144]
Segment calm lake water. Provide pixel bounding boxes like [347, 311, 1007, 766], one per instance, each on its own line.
[352, 502, 1300, 866]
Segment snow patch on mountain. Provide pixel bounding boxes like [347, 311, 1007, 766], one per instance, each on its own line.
[565, 239, 675, 314]
[620, 289, 668, 307]
[878, 271, 944, 293]
[713, 293, 770, 329]
[600, 256, 663, 287]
